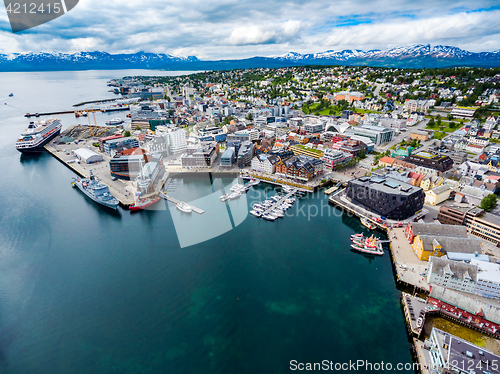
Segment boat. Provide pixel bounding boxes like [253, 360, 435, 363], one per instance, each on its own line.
[15, 118, 62, 152]
[71, 170, 119, 210]
[351, 234, 364, 238]
[360, 217, 377, 230]
[9, 93, 13, 97]
[250, 210, 262, 217]
[129, 196, 161, 211]
[230, 184, 243, 192]
[351, 243, 384, 256]
[228, 191, 241, 199]
[220, 193, 230, 202]
[241, 174, 252, 180]
[350, 235, 384, 256]
[105, 117, 124, 126]
[176, 202, 192, 213]
[262, 213, 276, 221]
[269, 210, 284, 218]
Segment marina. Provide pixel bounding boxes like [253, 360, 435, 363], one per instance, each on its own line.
[249, 187, 300, 221]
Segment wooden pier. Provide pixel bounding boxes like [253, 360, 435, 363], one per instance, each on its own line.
[158, 191, 205, 214]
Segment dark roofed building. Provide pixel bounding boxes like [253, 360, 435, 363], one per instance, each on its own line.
[346, 176, 425, 220]
[404, 151, 453, 172]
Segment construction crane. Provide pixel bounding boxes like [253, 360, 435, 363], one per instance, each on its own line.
[86, 107, 98, 137]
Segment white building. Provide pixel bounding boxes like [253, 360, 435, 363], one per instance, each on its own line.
[73, 148, 103, 164]
[427, 257, 477, 294]
[250, 154, 279, 174]
[471, 259, 500, 300]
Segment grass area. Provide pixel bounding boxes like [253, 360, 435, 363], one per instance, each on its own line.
[432, 131, 448, 140]
[423, 316, 487, 348]
[352, 109, 381, 114]
[293, 144, 324, 154]
[427, 123, 460, 133]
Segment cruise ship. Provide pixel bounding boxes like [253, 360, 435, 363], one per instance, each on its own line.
[15, 118, 62, 152]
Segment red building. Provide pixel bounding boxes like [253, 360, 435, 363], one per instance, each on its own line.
[428, 285, 500, 336]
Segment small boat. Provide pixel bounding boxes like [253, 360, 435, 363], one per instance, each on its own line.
[220, 193, 229, 202]
[262, 213, 276, 221]
[250, 210, 262, 217]
[351, 234, 364, 238]
[129, 196, 161, 211]
[360, 217, 377, 230]
[176, 202, 192, 213]
[9, 93, 13, 97]
[269, 210, 283, 218]
[228, 191, 241, 199]
[241, 174, 252, 180]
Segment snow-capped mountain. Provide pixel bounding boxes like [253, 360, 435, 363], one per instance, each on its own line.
[0, 51, 199, 71]
[1, 44, 500, 72]
[272, 44, 500, 67]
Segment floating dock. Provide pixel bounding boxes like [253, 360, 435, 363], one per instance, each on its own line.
[159, 191, 204, 214]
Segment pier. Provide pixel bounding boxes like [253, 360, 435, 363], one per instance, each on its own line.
[324, 182, 342, 195]
[25, 106, 129, 118]
[158, 191, 205, 214]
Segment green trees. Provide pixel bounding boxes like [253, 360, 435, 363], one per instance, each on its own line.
[123, 130, 131, 137]
[480, 194, 498, 212]
[428, 118, 435, 127]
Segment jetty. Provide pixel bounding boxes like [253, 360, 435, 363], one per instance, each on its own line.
[158, 191, 204, 214]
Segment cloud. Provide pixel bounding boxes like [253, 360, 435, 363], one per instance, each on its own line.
[0, 0, 499, 58]
[227, 20, 303, 45]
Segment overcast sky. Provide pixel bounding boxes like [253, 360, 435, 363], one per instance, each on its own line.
[1, 0, 500, 58]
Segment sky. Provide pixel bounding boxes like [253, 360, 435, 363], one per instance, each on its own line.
[0, 0, 500, 59]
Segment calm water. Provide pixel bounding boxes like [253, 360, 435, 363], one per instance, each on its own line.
[0, 70, 413, 373]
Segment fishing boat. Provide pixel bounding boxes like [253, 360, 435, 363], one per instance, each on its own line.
[129, 196, 161, 211]
[350, 235, 384, 256]
[360, 217, 377, 230]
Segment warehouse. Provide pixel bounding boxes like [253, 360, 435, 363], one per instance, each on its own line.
[73, 148, 103, 164]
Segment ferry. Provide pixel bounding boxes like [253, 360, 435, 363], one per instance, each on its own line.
[16, 118, 62, 152]
[360, 217, 377, 230]
[129, 196, 161, 212]
[176, 202, 192, 213]
[105, 117, 124, 126]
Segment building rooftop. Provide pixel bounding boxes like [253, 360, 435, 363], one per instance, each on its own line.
[355, 176, 419, 195]
[429, 256, 478, 281]
[430, 284, 500, 324]
[410, 222, 468, 238]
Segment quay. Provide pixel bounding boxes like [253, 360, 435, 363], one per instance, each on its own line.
[25, 106, 129, 118]
[73, 98, 119, 107]
[44, 138, 136, 208]
[324, 182, 342, 195]
[248, 172, 314, 192]
[158, 191, 205, 214]
[329, 189, 430, 294]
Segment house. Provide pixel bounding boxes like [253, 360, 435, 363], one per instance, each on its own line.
[424, 185, 452, 205]
[378, 156, 394, 167]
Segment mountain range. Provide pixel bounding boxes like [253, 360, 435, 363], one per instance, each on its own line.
[1, 45, 500, 72]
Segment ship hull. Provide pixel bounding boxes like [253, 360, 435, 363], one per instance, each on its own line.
[16, 129, 61, 153]
[72, 180, 119, 210]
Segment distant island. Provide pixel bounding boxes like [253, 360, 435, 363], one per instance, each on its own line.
[1, 44, 500, 72]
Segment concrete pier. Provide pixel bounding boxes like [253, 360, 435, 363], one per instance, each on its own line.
[158, 191, 204, 214]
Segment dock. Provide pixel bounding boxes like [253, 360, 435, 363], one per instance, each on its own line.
[25, 106, 129, 118]
[159, 191, 205, 214]
[324, 182, 342, 195]
[247, 172, 314, 192]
